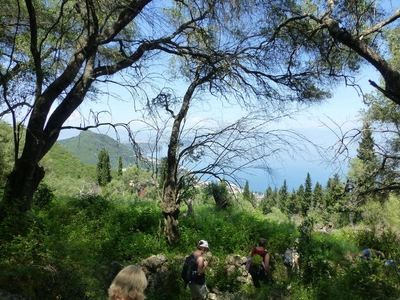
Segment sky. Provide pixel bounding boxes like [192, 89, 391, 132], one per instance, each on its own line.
[58, 65, 380, 193]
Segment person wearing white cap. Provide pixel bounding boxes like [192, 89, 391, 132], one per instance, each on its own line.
[188, 240, 210, 300]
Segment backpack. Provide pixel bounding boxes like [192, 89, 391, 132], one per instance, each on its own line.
[181, 253, 198, 284]
[246, 247, 267, 271]
[251, 252, 264, 267]
[283, 248, 293, 267]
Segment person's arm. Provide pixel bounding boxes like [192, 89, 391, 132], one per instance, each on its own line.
[197, 256, 208, 275]
[263, 252, 270, 271]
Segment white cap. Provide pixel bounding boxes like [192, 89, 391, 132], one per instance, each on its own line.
[198, 240, 210, 250]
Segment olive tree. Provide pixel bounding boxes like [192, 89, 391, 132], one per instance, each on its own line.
[0, 0, 229, 230]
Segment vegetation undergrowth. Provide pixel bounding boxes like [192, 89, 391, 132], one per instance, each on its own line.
[1, 191, 399, 300]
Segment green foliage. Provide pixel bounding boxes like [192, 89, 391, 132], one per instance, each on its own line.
[313, 182, 324, 213]
[204, 181, 232, 209]
[0, 121, 15, 187]
[265, 207, 289, 224]
[324, 174, 345, 212]
[1, 190, 400, 299]
[242, 180, 252, 203]
[298, 217, 333, 284]
[286, 189, 301, 216]
[259, 186, 278, 214]
[32, 182, 55, 209]
[278, 180, 289, 214]
[41, 142, 97, 180]
[97, 148, 112, 187]
[354, 226, 400, 260]
[59, 131, 138, 169]
[301, 173, 313, 217]
[242, 180, 249, 195]
[2, 124, 400, 299]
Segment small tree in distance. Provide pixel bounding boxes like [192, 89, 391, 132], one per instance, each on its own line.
[97, 148, 112, 187]
[118, 156, 123, 177]
[206, 181, 232, 210]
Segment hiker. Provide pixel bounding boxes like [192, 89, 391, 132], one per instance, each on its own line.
[283, 238, 300, 279]
[108, 264, 148, 300]
[384, 259, 397, 268]
[246, 238, 270, 288]
[359, 249, 372, 262]
[384, 259, 398, 277]
[188, 240, 210, 300]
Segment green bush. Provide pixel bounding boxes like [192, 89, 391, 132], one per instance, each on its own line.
[32, 182, 55, 208]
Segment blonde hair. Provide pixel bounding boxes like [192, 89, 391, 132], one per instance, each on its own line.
[108, 265, 148, 300]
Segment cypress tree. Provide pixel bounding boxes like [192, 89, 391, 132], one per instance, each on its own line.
[97, 148, 112, 186]
[243, 181, 257, 208]
[118, 156, 123, 177]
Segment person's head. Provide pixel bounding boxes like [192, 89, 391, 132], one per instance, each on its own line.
[363, 249, 371, 257]
[108, 265, 147, 300]
[197, 240, 210, 252]
[258, 238, 267, 247]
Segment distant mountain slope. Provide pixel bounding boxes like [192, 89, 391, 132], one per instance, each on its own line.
[41, 142, 97, 180]
[58, 131, 138, 169]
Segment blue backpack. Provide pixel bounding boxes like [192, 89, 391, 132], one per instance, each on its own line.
[283, 248, 294, 267]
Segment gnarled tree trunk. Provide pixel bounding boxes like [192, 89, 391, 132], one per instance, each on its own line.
[161, 69, 208, 244]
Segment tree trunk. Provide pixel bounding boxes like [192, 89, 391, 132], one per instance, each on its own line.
[322, 13, 400, 105]
[0, 156, 45, 236]
[161, 71, 205, 244]
[185, 200, 194, 216]
[162, 128, 182, 244]
[349, 211, 354, 227]
[162, 184, 181, 245]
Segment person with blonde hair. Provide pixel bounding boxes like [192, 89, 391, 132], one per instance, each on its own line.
[108, 265, 148, 300]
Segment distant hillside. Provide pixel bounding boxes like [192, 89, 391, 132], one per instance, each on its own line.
[41, 142, 97, 180]
[58, 131, 138, 169]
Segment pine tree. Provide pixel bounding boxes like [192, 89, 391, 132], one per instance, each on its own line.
[279, 180, 289, 214]
[357, 122, 377, 163]
[297, 184, 305, 215]
[260, 186, 277, 214]
[243, 180, 256, 208]
[325, 174, 344, 212]
[286, 189, 300, 215]
[97, 148, 112, 186]
[313, 182, 324, 213]
[354, 121, 379, 194]
[300, 173, 313, 216]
